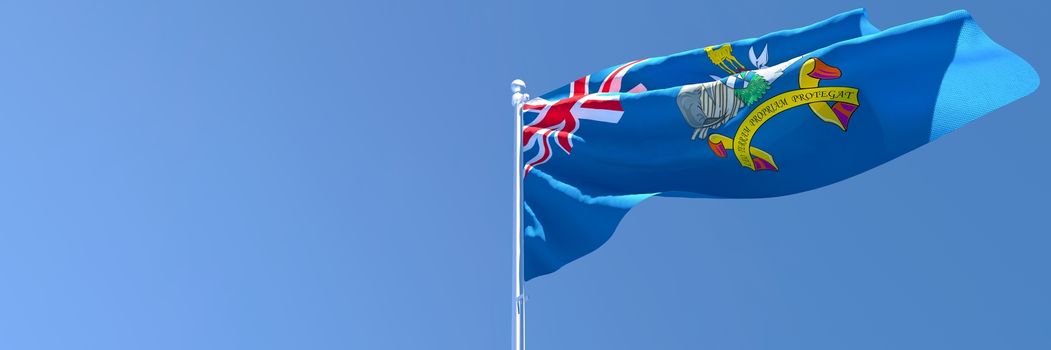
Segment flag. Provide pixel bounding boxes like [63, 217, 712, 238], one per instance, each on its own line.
[521, 10, 1039, 280]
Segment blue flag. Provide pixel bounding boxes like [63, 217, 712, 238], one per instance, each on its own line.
[521, 10, 1039, 280]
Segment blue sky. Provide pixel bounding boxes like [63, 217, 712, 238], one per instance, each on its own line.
[0, 1, 1047, 349]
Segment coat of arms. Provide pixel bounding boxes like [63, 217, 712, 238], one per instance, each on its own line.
[680, 49, 861, 171]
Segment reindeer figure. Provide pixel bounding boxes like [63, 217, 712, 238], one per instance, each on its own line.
[704, 44, 747, 75]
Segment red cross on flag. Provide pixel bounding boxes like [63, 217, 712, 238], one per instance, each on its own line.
[521, 59, 648, 175]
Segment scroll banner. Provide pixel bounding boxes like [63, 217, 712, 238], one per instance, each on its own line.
[708, 58, 860, 171]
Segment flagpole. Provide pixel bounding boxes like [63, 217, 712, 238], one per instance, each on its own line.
[511, 79, 529, 350]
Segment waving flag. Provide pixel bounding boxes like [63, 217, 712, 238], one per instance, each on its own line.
[521, 10, 1039, 280]
[522, 9, 879, 175]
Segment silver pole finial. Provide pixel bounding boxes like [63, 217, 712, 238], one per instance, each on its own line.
[512, 79, 529, 108]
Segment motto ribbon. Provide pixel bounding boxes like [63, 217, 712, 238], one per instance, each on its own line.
[707, 58, 860, 171]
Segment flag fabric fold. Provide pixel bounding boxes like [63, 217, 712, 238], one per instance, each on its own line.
[522, 10, 1038, 281]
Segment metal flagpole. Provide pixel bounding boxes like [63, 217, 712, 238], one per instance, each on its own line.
[511, 79, 529, 350]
